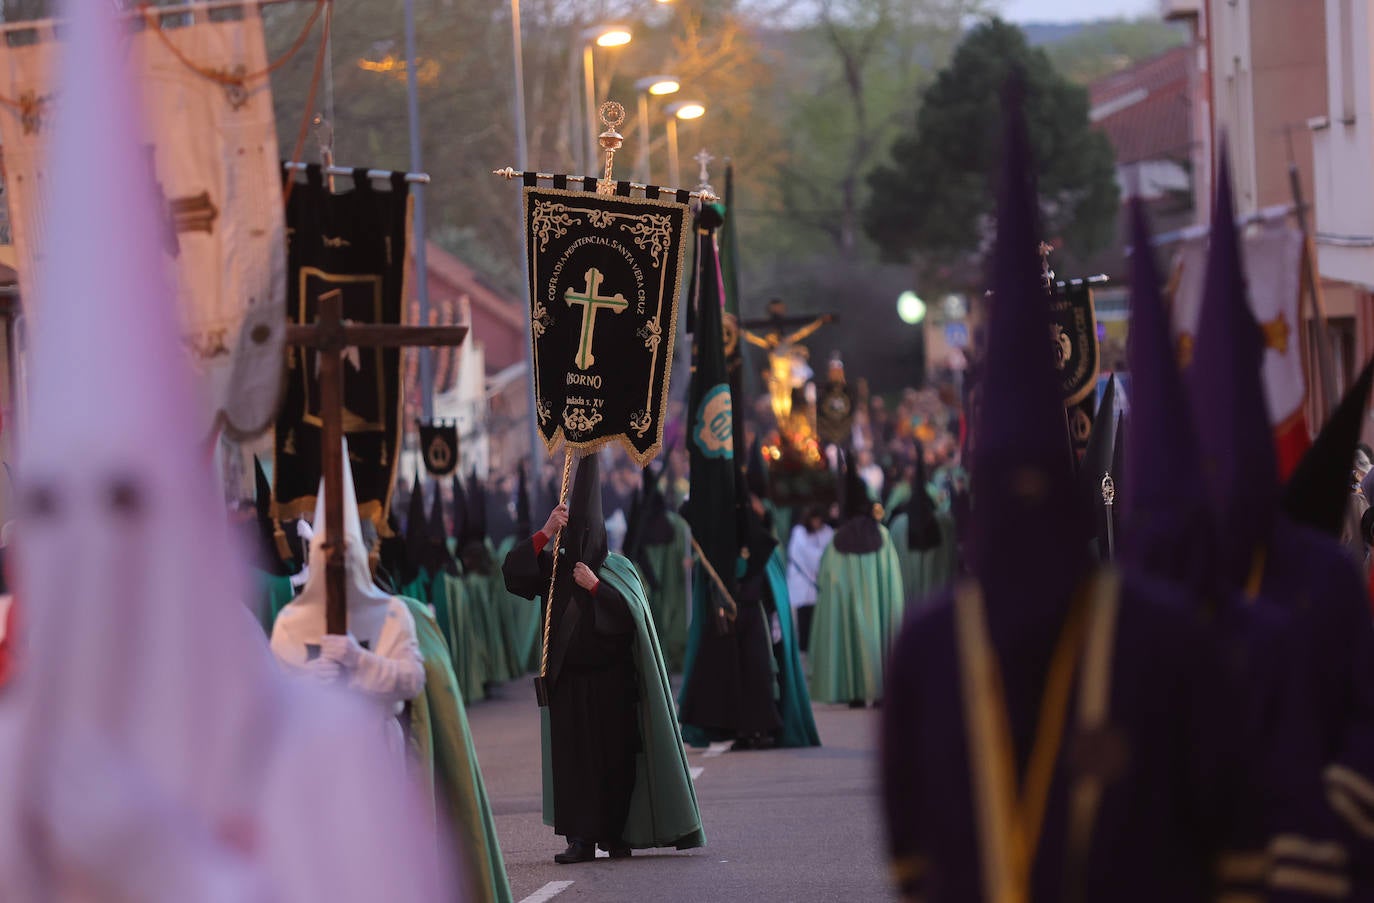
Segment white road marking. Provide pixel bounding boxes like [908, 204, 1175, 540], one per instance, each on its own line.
[519, 880, 574, 903]
[702, 741, 732, 759]
[690, 766, 704, 780]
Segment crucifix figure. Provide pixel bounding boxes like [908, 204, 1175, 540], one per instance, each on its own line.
[564, 267, 627, 370]
[741, 298, 836, 425]
[285, 289, 468, 634]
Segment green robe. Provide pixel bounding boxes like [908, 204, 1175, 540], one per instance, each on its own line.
[636, 511, 692, 673]
[540, 554, 705, 850]
[889, 511, 959, 607]
[401, 597, 512, 903]
[808, 527, 906, 704]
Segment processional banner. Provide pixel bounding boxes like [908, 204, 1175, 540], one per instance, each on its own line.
[417, 420, 460, 476]
[273, 166, 411, 532]
[1050, 281, 1101, 458]
[523, 187, 690, 464]
[0, 9, 287, 436]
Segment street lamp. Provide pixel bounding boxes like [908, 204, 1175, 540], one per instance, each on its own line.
[897, 290, 927, 325]
[664, 100, 706, 188]
[634, 75, 680, 183]
[583, 25, 632, 173]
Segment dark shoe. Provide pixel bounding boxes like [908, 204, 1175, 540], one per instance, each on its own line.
[554, 840, 596, 864]
[848, 699, 866, 709]
[600, 842, 632, 859]
[731, 732, 776, 751]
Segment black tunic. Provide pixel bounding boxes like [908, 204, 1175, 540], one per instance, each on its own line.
[679, 557, 784, 739]
[503, 535, 639, 844]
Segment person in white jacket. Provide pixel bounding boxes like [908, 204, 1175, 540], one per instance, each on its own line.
[786, 506, 834, 652]
[272, 448, 426, 758]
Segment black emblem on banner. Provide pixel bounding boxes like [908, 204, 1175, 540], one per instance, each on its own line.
[418, 420, 460, 476]
[524, 187, 690, 463]
[1050, 282, 1100, 407]
[273, 166, 409, 532]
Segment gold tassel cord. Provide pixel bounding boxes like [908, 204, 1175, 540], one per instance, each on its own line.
[539, 448, 577, 679]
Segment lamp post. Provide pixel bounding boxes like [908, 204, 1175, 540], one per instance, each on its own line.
[508, 0, 547, 506]
[402, 0, 434, 421]
[897, 291, 928, 389]
[664, 100, 705, 188]
[634, 75, 680, 183]
[582, 25, 632, 174]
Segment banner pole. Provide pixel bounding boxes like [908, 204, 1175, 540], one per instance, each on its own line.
[534, 447, 575, 707]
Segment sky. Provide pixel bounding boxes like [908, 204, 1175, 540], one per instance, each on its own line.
[1001, 0, 1159, 23]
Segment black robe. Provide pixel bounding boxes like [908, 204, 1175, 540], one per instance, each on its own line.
[679, 549, 784, 740]
[503, 535, 640, 844]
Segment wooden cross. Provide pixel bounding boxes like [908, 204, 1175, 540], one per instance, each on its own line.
[564, 267, 627, 370]
[285, 289, 468, 634]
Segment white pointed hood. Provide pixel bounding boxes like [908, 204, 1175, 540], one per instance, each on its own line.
[285, 440, 395, 643]
[0, 4, 449, 898]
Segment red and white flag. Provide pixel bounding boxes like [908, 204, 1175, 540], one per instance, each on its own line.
[1169, 223, 1310, 476]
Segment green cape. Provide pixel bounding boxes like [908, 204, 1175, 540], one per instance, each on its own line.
[678, 548, 820, 748]
[808, 527, 906, 703]
[495, 536, 541, 676]
[252, 569, 297, 635]
[539, 554, 705, 851]
[636, 511, 691, 673]
[401, 597, 512, 903]
[399, 570, 432, 608]
[431, 572, 488, 704]
[882, 482, 913, 522]
[763, 549, 821, 747]
[460, 566, 513, 685]
[888, 511, 958, 606]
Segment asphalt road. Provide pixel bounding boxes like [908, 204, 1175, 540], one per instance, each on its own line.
[467, 677, 895, 903]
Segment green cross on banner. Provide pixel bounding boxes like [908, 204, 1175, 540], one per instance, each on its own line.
[564, 267, 628, 370]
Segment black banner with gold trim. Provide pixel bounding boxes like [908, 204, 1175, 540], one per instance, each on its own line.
[273, 165, 410, 531]
[1051, 282, 1100, 408]
[524, 187, 690, 464]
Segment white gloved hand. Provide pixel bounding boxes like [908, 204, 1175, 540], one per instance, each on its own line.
[304, 656, 342, 683]
[319, 634, 364, 669]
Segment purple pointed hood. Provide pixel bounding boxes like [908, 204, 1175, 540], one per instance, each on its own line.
[1184, 143, 1277, 588]
[969, 74, 1089, 604]
[1120, 196, 1216, 593]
